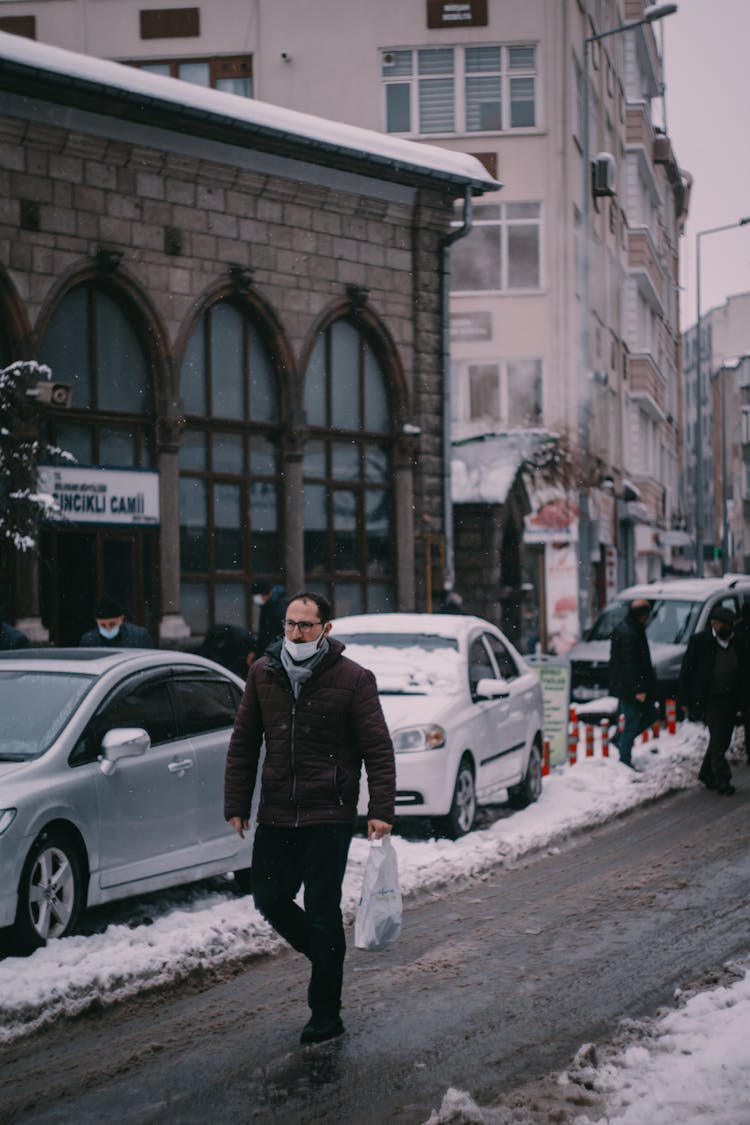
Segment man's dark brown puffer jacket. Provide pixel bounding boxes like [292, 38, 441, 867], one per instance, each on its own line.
[224, 638, 396, 828]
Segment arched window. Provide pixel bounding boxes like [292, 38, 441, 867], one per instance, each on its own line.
[179, 299, 282, 634]
[303, 318, 394, 615]
[39, 283, 154, 467]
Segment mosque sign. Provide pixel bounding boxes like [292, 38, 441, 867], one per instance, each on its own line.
[38, 466, 160, 526]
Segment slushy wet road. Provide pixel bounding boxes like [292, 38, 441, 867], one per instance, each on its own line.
[1, 782, 749, 1124]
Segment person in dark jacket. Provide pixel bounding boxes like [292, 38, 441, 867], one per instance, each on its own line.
[198, 623, 256, 679]
[79, 595, 152, 648]
[608, 598, 655, 769]
[225, 590, 395, 1046]
[732, 600, 750, 764]
[250, 581, 286, 661]
[0, 620, 30, 650]
[678, 605, 746, 795]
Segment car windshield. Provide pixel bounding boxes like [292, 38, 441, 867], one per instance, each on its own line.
[335, 632, 461, 695]
[0, 671, 96, 758]
[586, 599, 702, 646]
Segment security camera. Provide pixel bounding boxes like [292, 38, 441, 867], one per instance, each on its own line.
[28, 380, 73, 408]
[280, 51, 291, 62]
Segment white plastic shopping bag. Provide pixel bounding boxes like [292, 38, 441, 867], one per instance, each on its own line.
[354, 835, 402, 951]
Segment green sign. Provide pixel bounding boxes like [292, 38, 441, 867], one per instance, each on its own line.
[536, 661, 571, 766]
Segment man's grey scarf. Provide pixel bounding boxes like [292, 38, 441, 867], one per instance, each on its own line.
[280, 638, 330, 698]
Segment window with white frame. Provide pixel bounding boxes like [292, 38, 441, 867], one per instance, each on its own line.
[456, 358, 543, 427]
[382, 44, 536, 135]
[451, 202, 541, 292]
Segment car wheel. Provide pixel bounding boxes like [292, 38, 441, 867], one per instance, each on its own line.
[232, 867, 253, 895]
[442, 759, 477, 838]
[14, 829, 84, 952]
[508, 741, 543, 809]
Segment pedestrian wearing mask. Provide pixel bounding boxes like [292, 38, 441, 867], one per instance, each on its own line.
[79, 595, 152, 648]
[224, 591, 395, 1045]
[608, 598, 656, 770]
[678, 606, 746, 795]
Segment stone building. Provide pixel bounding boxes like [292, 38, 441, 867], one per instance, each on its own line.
[0, 32, 496, 644]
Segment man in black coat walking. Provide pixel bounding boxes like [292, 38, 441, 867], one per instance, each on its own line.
[678, 605, 746, 795]
[608, 598, 655, 769]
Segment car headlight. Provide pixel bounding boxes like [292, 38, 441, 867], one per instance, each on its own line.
[0, 809, 17, 836]
[392, 724, 446, 753]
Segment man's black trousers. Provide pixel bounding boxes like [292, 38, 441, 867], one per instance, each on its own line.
[252, 823, 353, 1016]
[700, 699, 736, 789]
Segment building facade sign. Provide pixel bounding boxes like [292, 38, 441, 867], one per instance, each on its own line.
[427, 0, 487, 28]
[38, 466, 160, 526]
[450, 310, 493, 342]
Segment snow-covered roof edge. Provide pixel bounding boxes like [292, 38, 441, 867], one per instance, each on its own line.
[0, 31, 501, 193]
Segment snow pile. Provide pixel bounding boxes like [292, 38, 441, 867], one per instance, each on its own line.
[0, 722, 708, 1043]
[425, 959, 750, 1125]
[567, 959, 750, 1124]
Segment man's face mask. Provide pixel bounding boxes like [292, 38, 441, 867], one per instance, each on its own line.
[714, 625, 733, 641]
[98, 624, 121, 640]
[283, 635, 323, 662]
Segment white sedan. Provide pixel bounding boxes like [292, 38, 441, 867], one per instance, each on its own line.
[333, 613, 544, 837]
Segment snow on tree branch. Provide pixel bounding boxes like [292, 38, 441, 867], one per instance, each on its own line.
[0, 361, 75, 552]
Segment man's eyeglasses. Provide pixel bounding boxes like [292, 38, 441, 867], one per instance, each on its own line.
[284, 620, 322, 633]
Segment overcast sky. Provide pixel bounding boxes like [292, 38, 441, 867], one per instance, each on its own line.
[661, 0, 750, 328]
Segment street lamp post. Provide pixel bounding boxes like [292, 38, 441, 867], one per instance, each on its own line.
[694, 217, 750, 576]
[578, 3, 676, 632]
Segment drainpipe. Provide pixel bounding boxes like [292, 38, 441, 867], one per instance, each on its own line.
[439, 186, 473, 595]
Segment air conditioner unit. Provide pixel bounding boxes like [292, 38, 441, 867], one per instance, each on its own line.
[592, 152, 616, 197]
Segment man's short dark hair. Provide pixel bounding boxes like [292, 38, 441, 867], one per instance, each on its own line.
[252, 580, 271, 596]
[286, 590, 331, 624]
[95, 594, 124, 618]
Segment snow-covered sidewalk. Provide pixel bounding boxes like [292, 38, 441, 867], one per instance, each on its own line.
[0, 721, 712, 1044]
[427, 954, 750, 1125]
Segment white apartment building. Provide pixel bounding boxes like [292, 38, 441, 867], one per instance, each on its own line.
[0, 0, 688, 650]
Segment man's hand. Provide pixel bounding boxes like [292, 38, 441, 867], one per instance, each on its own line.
[230, 816, 250, 839]
[368, 818, 392, 840]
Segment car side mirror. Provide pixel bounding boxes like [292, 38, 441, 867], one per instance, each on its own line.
[99, 728, 150, 775]
[475, 677, 511, 700]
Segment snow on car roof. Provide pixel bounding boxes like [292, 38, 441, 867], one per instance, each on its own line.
[615, 576, 750, 601]
[0, 648, 236, 676]
[333, 612, 491, 640]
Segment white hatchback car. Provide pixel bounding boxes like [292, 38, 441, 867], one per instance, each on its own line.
[333, 613, 544, 837]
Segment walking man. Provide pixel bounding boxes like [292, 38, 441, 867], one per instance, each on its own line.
[224, 591, 395, 1044]
[678, 605, 746, 795]
[608, 598, 655, 769]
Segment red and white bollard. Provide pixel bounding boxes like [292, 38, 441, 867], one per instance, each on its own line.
[666, 698, 677, 735]
[542, 738, 551, 777]
[585, 723, 595, 758]
[600, 718, 610, 758]
[569, 704, 580, 746]
[568, 723, 578, 766]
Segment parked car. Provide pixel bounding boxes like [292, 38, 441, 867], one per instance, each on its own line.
[0, 648, 252, 952]
[333, 613, 544, 838]
[568, 576, 750, 708]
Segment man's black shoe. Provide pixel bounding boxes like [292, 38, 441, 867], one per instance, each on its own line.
[717, 784, 736, 796]
[300, 1014, 345, 1045]
[699, 775, 716, 790]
